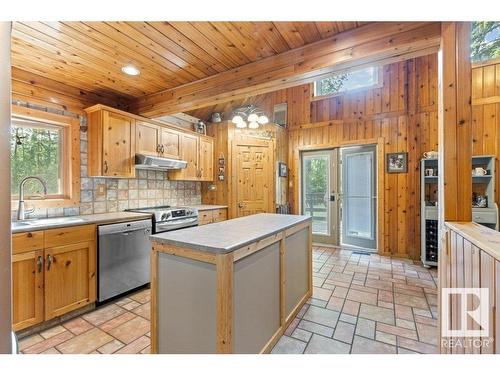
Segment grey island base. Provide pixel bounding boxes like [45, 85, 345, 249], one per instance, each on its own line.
[150, 213, 312, 354]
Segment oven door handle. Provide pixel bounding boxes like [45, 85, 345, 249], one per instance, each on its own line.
[156, 217, 198, 231]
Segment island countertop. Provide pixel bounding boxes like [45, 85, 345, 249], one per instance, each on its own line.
[150, 213, 311, 254]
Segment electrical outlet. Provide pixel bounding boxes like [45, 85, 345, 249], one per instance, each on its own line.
[96, 184, 106, 197]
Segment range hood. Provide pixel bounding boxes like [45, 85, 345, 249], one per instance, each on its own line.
[135, 154, 187, 170]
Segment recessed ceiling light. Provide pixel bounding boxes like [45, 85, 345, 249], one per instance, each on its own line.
[121, 65, 140, 76]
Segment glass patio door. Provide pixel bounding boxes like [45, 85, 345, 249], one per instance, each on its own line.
[301, 150, 339, 244]
[340, 145, 377, 250]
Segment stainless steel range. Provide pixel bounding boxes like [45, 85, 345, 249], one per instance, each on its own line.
[126, 205, 199, 233]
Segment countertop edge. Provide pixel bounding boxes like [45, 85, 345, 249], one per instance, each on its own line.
[151, 215, 311, 254]
[11, 212, 153, 233]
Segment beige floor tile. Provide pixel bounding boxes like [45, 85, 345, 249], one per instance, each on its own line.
[376, 322, 418, 340]
[414, 315, 437, 327]
[97, 339, 125, 354]
[129, 289, 151, 304]
[342, 300, 360, 316]
[56, 328, 113, 354]
[346, 289, 377, 305]
[394, 293, 429, 309]
[355, 318, 375, 339]
[304, 334, 351, 354]
[302, 305, 339, 328]
[140, 346, 151, 354]
[397, 337, 438, 354]
[351, 335, 396, 354]
[271, 336, 307, 354]
[333, 321, 355, 344]
[359, 304, 394, 325]
[23, 331, 74, 354]
[132, 302, 151, 320]
[395, 304, 414, 320]
[291, 328, 312, 343]
[99, 312, 136, 332]
[82, 304, 126, 326]
[122, 300, 141, 311]
[416, 323, 438, 345]
[108, 316, 150, 344]
[297, 320, 334, 337]
[19, 334, 44, 351]
[40, 325, 67, 340]
[326, 296, 345, 311]
[376, 331, 397, 346]
[63, 317, 94, 335]
[40, 347, 61, 354]
[115, 336, 150, 354]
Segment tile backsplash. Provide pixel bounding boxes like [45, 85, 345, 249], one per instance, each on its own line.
[12, 129, 201, 220]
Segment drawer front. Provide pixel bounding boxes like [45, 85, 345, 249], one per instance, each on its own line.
[199, 210, 213, 223]
[12, 231, 44, 254]
[44, 224, 96, 248]
[472, 210, 497, 224]
[212, 209, 227, 222]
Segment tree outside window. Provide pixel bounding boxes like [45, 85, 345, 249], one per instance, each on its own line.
[471, 21, 500, 62]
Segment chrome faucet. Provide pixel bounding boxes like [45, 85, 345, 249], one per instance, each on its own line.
[17, 176, 48, 220]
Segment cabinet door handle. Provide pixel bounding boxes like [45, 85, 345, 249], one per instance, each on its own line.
[46, 254, 52, 271]
[160, 145, 164, 154]
[156, 144, 161, 153]
[104, 160, 109, 173]
[37, 256, 43, 273]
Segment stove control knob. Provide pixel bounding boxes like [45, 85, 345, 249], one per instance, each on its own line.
[185, 209, 192, 216]
[161, 212, 171, 221]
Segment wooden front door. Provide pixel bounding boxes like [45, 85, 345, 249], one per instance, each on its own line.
[234, 142, 273, 217]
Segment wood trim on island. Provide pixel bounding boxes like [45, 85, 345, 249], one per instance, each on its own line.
[150, 217, 312, 354]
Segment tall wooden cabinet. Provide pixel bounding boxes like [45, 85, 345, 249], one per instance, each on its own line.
[86, 107, 136, 178]
[12, 225, 96, 331]
[169, 133, 214, 181]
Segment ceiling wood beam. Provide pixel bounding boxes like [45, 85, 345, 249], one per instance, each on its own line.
[131, 22, 441, 117]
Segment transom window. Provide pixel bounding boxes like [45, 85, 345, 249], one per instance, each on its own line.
[471, 21, 500, 62]
[313, 66, 381, 98]
[11, 117, 66, 199]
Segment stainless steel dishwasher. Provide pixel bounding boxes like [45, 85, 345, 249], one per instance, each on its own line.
[97, 219, 152, 302]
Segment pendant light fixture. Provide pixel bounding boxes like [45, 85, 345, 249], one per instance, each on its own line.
[231, 105, 269, 129]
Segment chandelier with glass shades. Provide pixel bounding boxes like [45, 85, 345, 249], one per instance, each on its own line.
[231, 105, 269, 129]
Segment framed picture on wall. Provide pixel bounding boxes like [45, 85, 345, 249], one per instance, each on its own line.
[278, 162, 288, 177]
[386, 152, 408, 173]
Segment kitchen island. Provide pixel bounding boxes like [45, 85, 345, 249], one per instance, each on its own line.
[150, 213, 312, 354]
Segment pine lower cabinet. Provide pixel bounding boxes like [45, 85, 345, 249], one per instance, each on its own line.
[44, 241, 96, 320]
[12, 250, 44, 331]
[11, 225, 97, 331]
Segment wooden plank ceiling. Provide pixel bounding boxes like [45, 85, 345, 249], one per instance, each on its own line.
[11, 21, 367, 104]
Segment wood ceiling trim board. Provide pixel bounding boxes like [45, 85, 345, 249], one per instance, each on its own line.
[136, 22, 435, 108]
[169, 22, 243, 69]
[17, 21, 179, 93]
[12, 67, 128, 107]
[109, 21, 207, 80]
[147, 22, 229, 73]
[63, 21, 184, 88]
[227, 22, 277, 60]
[10, 44, 140, 99]
[292, 22, 322, 44]
[84, 21, 197, 84]
[133, 23, 441, 116]
[192, 22, 252, 66]
[314, 22, 340, 39]
[12, 26, 166, 96]
[128, 22, 218, 77]
[272, 22, 306, 49]
[251, 22, 290, 54]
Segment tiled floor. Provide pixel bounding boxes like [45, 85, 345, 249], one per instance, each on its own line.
[19, 246, 438, 354]
[271, 246, 439, 354]
[19, 289, 152, 354]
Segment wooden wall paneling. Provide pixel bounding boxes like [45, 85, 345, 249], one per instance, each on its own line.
[438, 22, 473, 223]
